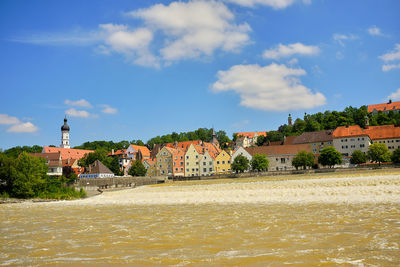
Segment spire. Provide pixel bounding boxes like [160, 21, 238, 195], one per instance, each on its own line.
[60, 117, 70, 148]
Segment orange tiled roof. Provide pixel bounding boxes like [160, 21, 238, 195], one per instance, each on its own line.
[236, 131, 267, 139]
[245, 144, 311, 156]
[42, 147, 94, 160]
[107, 149, 127, 156]
[332, 125, 368, 138]
[129, 145, 151, 158]
[368, 101, 400, 113]
[367, 125, 400, 140]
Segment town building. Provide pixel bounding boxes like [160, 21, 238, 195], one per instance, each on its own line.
[235, 131, 267, 148]
[368, 100, 400, 115]
[80, 160, 114, 178]
[156, 146, 174, 176]
[126, 144, 151, 160]
[245, 144, 313, 171]
[214, 150, 232, 174]
[285, 130, 334, 154]
[142, 159, 157, 177]
[184, 144, 202, 176]
[199, 151, 215, 176]
[231, 146, 252, 171]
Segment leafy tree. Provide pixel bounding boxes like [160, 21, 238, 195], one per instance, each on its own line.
[231, 155, 249, 173]
[391, 148, 400, 164]
[0, 152, 16, 193]
[109, 157, 123, 176]
[367, 143, 391, 165]
[3, 145, 43, 158]
[232, 133, 238, 142]
[256, 135, 266, 146]
[251, 154, 269, 171]
[292, 151, 315, 170]
[350, 150, 367, 165]
[216, 130, 231, 149]
[318, 146, 343, 168]
[265, 131, 283, 142]
[11, 152, 48, 198]
[128, 160, 147, 176]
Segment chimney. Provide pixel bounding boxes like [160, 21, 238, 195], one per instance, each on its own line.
[112, 149, 115, 155]
[388, 99, 392, 104]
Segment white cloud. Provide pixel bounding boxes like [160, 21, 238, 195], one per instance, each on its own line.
[263, 43, 320, 59]
[333, 33, 358, 46]
[368, 25, 383, 36]
[387, 88, 400, 101]
[129, 1, 251, 62]
[379, 44, 400, 62]
[65, 108, 94, 118]
[379, 44, 400, 72]
[65, 99, 92, 108]
[212, 63, 326, 111]
[382, 63, 400, 72]
[7, 122, 38, 133]
[0, 114, 20, 124]
[287, 58, 299, 66]
[223, 0, 310, 9]
[101, 105, 118, 114]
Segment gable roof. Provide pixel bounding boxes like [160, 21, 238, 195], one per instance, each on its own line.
[367, 125, 400, 140]
[236, 131, 267, 139]
[86, 160, 113, 174]
[368, 101, 400, 113]
[332, 125, 369, 139]
[42, 147, 94, 160]
[293, 130, 334, 144]
[245, 144, 311, 156]
[128, 145, 151, 158]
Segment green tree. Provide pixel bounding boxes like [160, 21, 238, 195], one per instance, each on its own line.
[0, 152, 16, 193]
[391, 148, 400, 164]
[251, 154, 269, 171]
[256, 135, 266, 146]
[11, 152, 48, 198]
[265, 131, 283, 142]
[128, 160, 147, 176]
[292, 151, 315, 170]
[231, 155, 249, 173]
[367, 143, 391, 165]
[318, 146, 343, 168]
[350, 150, 367, 165]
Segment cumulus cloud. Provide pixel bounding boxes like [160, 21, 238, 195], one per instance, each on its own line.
[333, 33, 358, 47]
[65, 108, 95, 118]
[11, 1, 253, 67]
[368, 25, 383, 36]
[0, 114, 39, 133]
[223, 0, 310, 9]
[387, 88, 400, 101]
[0, 114, 20, 124]
[100, 104, 118, 114]
[212, 63, 326, 111]
[65, 98, 92, 108]
[129, 1, 251, 62]
[263, 43, 320, 59]
[379, 44, 400, 72]
[7, 122, 39, 133]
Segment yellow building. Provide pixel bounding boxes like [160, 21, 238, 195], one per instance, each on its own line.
[214, 150, 232, 174]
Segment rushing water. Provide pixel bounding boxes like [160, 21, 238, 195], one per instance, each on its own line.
[1, 176, 400, 266]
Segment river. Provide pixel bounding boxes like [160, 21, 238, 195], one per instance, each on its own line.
[1, 175, 400, 266]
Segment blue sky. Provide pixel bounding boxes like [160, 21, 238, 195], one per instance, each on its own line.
[0, 0, 399, 150]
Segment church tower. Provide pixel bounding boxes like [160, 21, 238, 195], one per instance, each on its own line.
[288, 114, 292, 126]
[61, 117, 70, 148]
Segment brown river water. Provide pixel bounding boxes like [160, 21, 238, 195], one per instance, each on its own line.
[1, 175, 400, 266]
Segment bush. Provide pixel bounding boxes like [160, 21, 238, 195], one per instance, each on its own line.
[350, 150, 367, 165]
[318, 146, 343, 168]
[251, 154, 269, 171]
[292, 151, 315, 170]
[367, 143, 391, 165]
[231, 155, 249, 173]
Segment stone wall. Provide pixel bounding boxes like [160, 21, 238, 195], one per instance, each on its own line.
[77, 176, 164, 191]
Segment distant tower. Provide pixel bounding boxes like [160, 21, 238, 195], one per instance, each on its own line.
[61, 117, 70, 148]
[288, 114, 292, 126]
[365, 115, 369, 129]
[212, 128, 219, 146]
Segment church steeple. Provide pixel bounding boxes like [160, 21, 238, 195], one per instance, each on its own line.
[288, 114, 292, 126]
[60, 117, 70, 148]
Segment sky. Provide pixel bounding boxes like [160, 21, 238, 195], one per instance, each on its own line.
[0, 0, 399, 150]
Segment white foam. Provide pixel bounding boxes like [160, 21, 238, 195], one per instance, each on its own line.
[19, 174, 400, 206]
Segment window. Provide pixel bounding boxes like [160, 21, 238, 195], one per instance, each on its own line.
[209, 168, 213, 172]
[281, 158, 285, 163]
[222, 161, 225, 164]
[228, 161, 230, 164]
[203, 162, 206, 166]
[175, 168, 178, 171]
[217, 161, 220, 164]
[196, 155, 198, 159]
[186, 156, 189, 159]
[360, 144, 365, 148]
[181, 168, 183, 171]
[186, 169, 189, 172]
[196, 168, 198, 171]
[350, 138, 355, 142]
[192, 168, 195, 171]
[186, 162, 189, 166]
[209, 162, 212, 165]
[180, 161, 183, 166]
[180, 156, 183, 159]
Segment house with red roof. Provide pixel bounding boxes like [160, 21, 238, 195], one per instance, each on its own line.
[368, 100, 400, 115]
[235, 131, 267, 148]
[126, 144, 151, 160]
[245, 144, 313, 171]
